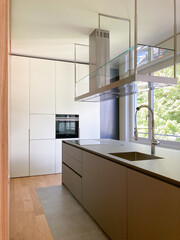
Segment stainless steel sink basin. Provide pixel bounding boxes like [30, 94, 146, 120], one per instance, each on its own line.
[109, 151, 163, 161]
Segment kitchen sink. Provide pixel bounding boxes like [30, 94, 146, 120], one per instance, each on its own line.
[109, 151, 163, 161]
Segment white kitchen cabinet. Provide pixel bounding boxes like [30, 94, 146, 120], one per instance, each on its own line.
[30, 59, 55, 114]
[30, 114, 55, 139]
[56, 61, 100, 139]
[76, 64, 89, 81]
[30, 140, 55, 176]
[10, 57, 100, 178]
[76, 64, 89, 96]
[76, 63, 100, 139]
[10, 56, 30, 177]
[56, 62, 79, 114]
[55, 139, 62, 173]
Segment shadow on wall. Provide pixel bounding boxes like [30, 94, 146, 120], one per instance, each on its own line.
[100, 98, 119, 140]
[100, 68, 119, 140]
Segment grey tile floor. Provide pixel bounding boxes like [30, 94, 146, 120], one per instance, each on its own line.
[36, 185, 110, 240]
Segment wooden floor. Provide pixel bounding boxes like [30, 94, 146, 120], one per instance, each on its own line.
[10, 174, 62, 240]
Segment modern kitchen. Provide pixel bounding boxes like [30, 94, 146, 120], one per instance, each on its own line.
[0, 0, 180, 239]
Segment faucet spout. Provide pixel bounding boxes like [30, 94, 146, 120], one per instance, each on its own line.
[134, 110, 138, 140]
[134, 105, 160, 154]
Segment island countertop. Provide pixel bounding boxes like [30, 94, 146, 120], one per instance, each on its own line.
[63, 139, 180, 187]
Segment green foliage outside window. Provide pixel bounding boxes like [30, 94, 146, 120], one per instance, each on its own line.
[154, 64, 180, 141]
[136, 64, 180, 142]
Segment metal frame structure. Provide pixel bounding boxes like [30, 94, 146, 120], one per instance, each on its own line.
[174, 0, 177, 78]
[74, 43, 89, 100]
[74, 0, 177, 102]
[134, 0, 137, 75]
[98, 13, 132, 77]
[134, 0, 177, 78]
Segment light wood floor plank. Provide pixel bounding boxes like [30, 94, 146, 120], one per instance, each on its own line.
[10, 174, 62, 240]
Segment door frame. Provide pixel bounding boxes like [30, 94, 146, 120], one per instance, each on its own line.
[0, 0, 9, 239]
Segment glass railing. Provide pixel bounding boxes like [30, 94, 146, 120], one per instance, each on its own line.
[75, 44, 174, 99]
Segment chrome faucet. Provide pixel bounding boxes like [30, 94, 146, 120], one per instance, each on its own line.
[134, 105, 159, 155]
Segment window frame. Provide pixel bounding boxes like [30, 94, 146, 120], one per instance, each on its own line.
[128, 64, 180, 150]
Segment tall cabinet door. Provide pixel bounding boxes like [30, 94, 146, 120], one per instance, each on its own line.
[30, 58, 55, 114]
[30, 140, 55, 176]
[77, 64, 100, 139]
[29, 58, 56, 176]
[30, 114, 56, 176]
[56, 62, 79, 114]
[30, 114, 55, 140]
[10, 56, 30, 177]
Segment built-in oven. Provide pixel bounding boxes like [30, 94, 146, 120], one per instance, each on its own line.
[56, 114, 79, 139]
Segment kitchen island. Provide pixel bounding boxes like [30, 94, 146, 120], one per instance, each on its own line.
[62, 139, 180, 240]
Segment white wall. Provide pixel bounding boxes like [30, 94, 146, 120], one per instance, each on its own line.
[158, 34, 180, 52]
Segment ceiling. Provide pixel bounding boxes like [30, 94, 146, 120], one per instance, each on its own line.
[11, 0, 180, 62]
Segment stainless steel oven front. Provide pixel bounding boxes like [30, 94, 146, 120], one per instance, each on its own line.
[56, 114, 79, 139]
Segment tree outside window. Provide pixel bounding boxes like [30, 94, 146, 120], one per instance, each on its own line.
[154, 64, 180, 142]
[136, 64, 180, 142]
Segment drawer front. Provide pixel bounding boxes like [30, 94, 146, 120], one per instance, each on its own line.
[63, 153, 81, 175]
[62, 163, 82, 203]
[63, 143, 82, 162]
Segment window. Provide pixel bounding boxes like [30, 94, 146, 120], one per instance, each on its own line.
[136, 89, 149, 138]
[154, 65, 180, 142]
[135, 64, 180, 146]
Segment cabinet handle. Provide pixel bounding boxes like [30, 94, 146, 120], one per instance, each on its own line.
[28, 129, 30, 140]
[28, 129, 30, 176]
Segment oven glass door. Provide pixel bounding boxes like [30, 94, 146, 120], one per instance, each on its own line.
[56, 120, 79, 139]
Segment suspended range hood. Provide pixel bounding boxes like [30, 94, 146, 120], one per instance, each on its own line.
[74, 1, 178, 102]
[75, 43, 177, 102]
